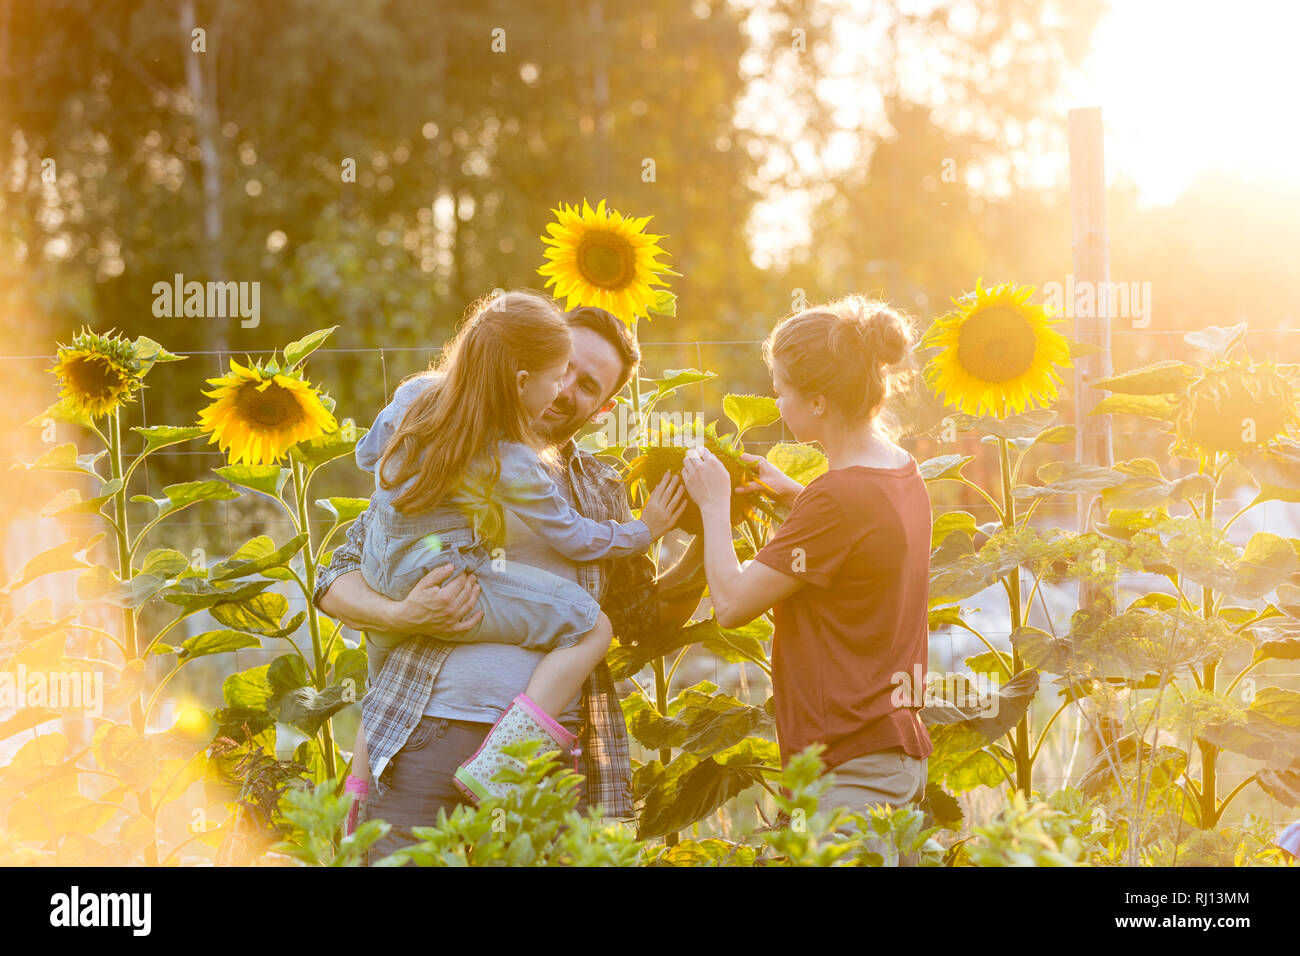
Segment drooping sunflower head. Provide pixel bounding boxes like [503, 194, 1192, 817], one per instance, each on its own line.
[538, 199, 675, 326]
[49, 328, 144, 419]
[921, 279, 1073, 418]
[1175, 359, 1300, 458]
[630, 420, 761, 535]
[198, 360, 337, 466]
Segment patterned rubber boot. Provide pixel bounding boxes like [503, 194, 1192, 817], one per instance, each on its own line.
[454, 693, 577, 805]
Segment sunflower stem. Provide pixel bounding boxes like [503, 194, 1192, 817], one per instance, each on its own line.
[109, 410, 159, 866]
[629, 320, 679, 849]
[291, 455, 336, 781]
[1197, 469, 1218, 829]
[999, 436, 1031, 794]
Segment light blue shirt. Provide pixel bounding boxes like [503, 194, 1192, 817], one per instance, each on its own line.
[356, 373, 651, 563]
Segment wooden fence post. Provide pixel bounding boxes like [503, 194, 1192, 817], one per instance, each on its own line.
[1068, 107, 1115, 615]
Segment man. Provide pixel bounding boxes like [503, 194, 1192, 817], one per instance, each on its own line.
[313, 305, 702, 856]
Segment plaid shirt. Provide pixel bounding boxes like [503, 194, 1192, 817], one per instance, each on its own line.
[312, 439, 658, 820]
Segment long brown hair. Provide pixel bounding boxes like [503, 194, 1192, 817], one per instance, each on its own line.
[762, 294, 917, 440]
[377, 290, 571, 527]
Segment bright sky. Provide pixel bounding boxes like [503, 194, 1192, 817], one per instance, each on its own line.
[1073, 0, 1300, 204]
[745, 0, 1300, 265]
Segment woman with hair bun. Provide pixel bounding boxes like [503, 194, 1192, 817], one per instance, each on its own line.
[680, 295, 933, 855]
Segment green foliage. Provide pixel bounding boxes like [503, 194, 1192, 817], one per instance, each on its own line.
[380, 741, 644, 867]
[271, 779, 389, 867]
[961, 792, 1095, 867]
[756, 747, 944, 867]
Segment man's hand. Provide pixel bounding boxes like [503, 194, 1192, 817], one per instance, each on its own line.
[639, 474, 689, 539]
[318, 564, 483, 635]
[387, 564, 483, 634]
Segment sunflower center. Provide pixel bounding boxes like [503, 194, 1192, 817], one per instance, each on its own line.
[68, 355, 127, 399]
[955, 307, 1038, 383]
[576, 231, 636, 290]
[235, 380, 309, 429]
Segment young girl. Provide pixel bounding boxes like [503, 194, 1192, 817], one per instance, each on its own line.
[354, 290, 686, 805]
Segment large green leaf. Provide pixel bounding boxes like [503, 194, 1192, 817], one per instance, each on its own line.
[316, 497, 370, 523]
[928, 533, 1022, 605]
[1088, 393, 1180, 422]
[1231, 533, 1300, 599]
[1013, 461, 1126, 499]
[1101, 471, 1215, 511]
[635, 737, 780, 839]
[629, 684, 770, 757]
[131, 425, 206, 455]
[921, 783, 965, 830]
[642, 368, 716, 401]
[931, 511, 977, 550]
[722, 394, 780, 440]
[926, 723, 1008, 792]
[1256, 766, 1300, 807]
[264, 653, 353, 734]
[283, 326, 338, 367]
[140, 547, 190, 578]
[1241, 443, 1300, 493]
[132, 480, 240, 519]
[4, 536, 101, 591]
[214, 463, 290, 498]
[1011, 609, 1242, 682]
[1091, 360, 1197, 395]
[210, 534, 308, 582]
[945, 409, 1057, 440]
[1031, 424, 1077, 448]
[700, 616, 772, 667]
[132, 335, 184, 371]
[222, 663, 272, 711]
[177, 629, 263, 661]
[163, 577, 273, 612]
[919, 668, 1039, 742]
[290, 426, 362, 471]
[272, 682, 356, 735]
[76, 566, 170, 609]
[1254, 622, 1300, 662]
[647, 288, 678, 317]
[12, 442, 104, 476]
[1078, 734, 1188, 799]
[644, 838, 758, 866]
[918, 454, 974, 481]
[210, 591, 297, 637]
[1184, 323, 1247, 358]
[765, 442, 827, 486]
[25, 397, 94, 429]
[1200, 689, 1300, 768]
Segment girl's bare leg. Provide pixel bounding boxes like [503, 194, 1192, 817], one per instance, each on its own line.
[523, 612, 613, 716]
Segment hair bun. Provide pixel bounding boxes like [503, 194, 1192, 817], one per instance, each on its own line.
[861, 307, 909, 367]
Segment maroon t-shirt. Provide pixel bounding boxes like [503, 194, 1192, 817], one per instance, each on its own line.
[754, 459, 933, 770]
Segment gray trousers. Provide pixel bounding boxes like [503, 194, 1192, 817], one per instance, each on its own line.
[817, 748, 929, 867]
[364, 715, 585, 865]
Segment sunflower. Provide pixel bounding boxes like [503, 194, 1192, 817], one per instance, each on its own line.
[198, 360, 337, 465]
[628, 420, 762, 535]
[49, 329, 144, 419]
[922, 279, 1073, 418]
[538, 199, 676, 325]
[1175, 359, 1300, 458]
